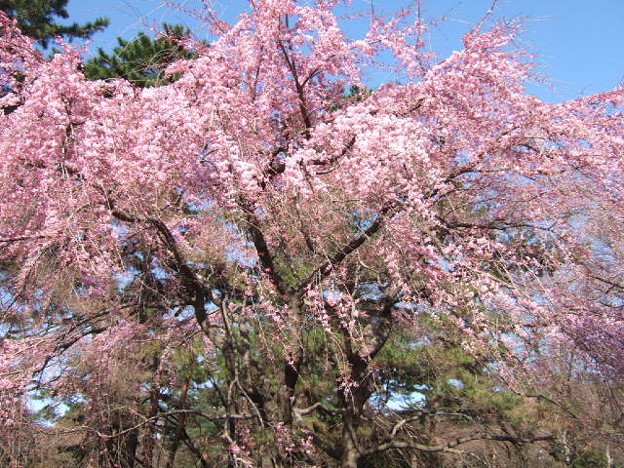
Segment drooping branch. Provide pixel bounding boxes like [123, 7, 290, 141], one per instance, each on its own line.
[33, 324, 107, 378]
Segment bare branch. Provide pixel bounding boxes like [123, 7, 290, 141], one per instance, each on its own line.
[42, 409, 254, 440]
[361, 433, 554, 458]
[293, 401, 342, 419]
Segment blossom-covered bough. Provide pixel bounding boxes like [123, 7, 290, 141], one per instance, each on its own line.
[0, 1, 622, 466]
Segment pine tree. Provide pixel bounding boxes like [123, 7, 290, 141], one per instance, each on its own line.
[84, 24, 196, 88]
[0, 0, 108, 48]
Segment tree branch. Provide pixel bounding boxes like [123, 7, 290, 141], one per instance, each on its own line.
[109, 208, 213, 332]
[278, 39, 312, 137]
[45, 409, 254, 440]
[0, 234, 48, 243]
[298, 199, 400, 292]
[293, 401, 343, 419]
[239, 200, 288, 295]
[361, 433, 554, 458]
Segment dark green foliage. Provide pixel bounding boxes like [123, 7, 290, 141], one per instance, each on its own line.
[84, 24, 196, 88]
[571, 449, 611, 468]
[0, 0, 108, 48]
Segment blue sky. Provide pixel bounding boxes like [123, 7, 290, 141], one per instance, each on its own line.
[66, 0, 624, 102]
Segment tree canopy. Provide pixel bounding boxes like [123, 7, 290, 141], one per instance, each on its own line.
[0, 0, 108, 48]
[84, 24, 197, 87]
[0, 1, 622, 467]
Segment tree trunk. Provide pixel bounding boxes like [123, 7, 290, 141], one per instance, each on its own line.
[341, 412, 361, 468]
[140, 357, 161, 467]
[165, 378, 190, 468]
[105, 410, 139, 468]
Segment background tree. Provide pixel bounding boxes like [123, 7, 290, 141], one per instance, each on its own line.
[0, 0, 108, 48]
[0, 2, 623, 467]
[84, 24, 197, 87]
